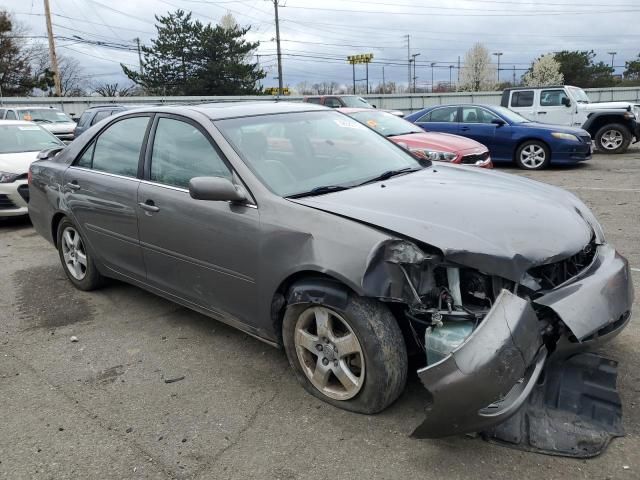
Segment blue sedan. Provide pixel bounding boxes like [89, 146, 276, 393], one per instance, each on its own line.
[405, 104, 593, 170]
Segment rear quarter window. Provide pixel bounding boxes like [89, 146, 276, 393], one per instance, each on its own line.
[511, 91, 534, 107]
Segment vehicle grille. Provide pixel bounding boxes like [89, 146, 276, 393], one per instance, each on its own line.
[528, 238, 597, 291]
[460, 151, 490, 165]
[0, 194, 17, 210]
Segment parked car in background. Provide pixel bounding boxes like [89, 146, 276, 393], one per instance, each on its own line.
[28, 103, 633, 440]
[0, 120, 64, 216]
[74, 105, 130, 138]
[303, 95, 404, 117]
[502, 85, 640, 154]
[0, 107, 76, 142]
[340, 108, 492, 167]
[405, 104, 593, 170]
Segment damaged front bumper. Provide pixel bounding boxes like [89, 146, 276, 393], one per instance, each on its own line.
[413, 244, 634, 439]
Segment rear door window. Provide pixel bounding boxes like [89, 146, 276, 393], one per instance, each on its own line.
[76, 111, 93, 128]
[305, 97, 322, 104]
[91, 110, 113, 125]
[78, 116, 149, 177]
[511, 91, 534, 107]
[150, 117, 232, 188]
[5, 110, 17, 120]
[324, 97, 342, 108]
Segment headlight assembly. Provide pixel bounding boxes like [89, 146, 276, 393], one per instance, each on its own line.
[410, 148, 458, 162]
[0, 171, 21, 183]
[551, 132, 580, 141]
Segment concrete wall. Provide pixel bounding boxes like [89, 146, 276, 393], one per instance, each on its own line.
[2, 86, 639, 118]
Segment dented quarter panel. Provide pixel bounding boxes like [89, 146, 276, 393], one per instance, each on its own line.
[413, 290, 544, 438]
[534, 244, 634, 341]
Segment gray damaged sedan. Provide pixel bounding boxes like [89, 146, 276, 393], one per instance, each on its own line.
[28, 103, 633, 442]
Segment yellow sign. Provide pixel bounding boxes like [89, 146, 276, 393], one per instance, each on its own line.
[347, 53, 374, 64]
[265, 87, 290, 95]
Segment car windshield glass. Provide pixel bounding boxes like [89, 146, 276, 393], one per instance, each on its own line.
[17, 109, 73, 123]
[340, 96, 373, 108]
[215, 111, 424, 197]
[491, 106, 531, 123]
[0, 124, 63, 153]
[348, 110, 422, 136]
[567, 86, 590, 103]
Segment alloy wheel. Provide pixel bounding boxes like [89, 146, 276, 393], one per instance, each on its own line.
[294, 306, 365, 400]
[61, 226, 88, 280]
[600, 129, 624, 150]
[520, 144, 546, 169]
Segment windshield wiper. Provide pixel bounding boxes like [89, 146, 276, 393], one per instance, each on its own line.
[357, 167, 422, 186]
[286, 185, 351, 199]
[386, 131, 421, 137]
[32, 118, 52, 123]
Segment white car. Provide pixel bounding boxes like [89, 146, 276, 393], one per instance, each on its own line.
[0, 120, 65, 217]
[0, 107, 77, 142]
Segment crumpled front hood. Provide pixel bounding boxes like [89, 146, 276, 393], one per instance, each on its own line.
[0, 151, 39, 174]
[291, 165, 598, 281]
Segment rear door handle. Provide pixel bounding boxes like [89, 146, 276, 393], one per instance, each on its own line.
[538, 111, 547, 114]
[65, 181, 80, 191]
[138, 200, 160, 213]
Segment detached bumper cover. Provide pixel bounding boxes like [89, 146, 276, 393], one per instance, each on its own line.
[413, 290, 545, 438]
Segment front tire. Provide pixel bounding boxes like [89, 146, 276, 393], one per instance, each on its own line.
[57, 218, 104, 291]
[515, 140, 550, 170]
[282, 294, 408, 414]
[595, 124, 631, 154]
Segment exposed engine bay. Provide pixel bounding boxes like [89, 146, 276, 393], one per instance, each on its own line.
[362, 238, 633, 456]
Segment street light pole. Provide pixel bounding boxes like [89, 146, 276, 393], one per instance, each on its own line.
[607, 51, 617, 70]
[411, 53, 420, 93]
[493, 52, 503, 84]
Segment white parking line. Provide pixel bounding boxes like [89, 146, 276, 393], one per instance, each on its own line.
[631, 267, 640, 273]
[559, 186, 640, 193]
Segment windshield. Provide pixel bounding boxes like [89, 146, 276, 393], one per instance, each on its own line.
[215, 111, 424, 197]
[491, 106, 531, 124]
[567, 86, 590, 103]
[0, 124, 64, 154]
[16, 109, 73, 123]
[348, 110, 422, 136]
[340, 96, 373, 108]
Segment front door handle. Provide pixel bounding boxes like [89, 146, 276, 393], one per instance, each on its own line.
[460, 126, 470, 131]
[538, 111, 547, 115]
[65, 181, 80, 191]
[138, 200, 160, 213]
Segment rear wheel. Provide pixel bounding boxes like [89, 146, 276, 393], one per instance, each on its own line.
[282, 293, 408, 414]
[57, 218, 104, 291]
[595, 124, 631, 154]
[515, 140, 550, 170]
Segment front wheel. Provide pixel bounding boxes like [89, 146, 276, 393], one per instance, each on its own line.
[515, 140, 550, 170]
[595, 124, 631, 154]
[283, 294, 408, 414]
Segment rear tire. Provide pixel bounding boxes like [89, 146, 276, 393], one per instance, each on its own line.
[594, 124, 631, 154]
[282, 293, 408, 414]
[515, 140, 551, 170]
[57, 218, 104, 291]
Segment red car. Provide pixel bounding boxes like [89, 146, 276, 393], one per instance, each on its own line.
[340, 108, 492, 168]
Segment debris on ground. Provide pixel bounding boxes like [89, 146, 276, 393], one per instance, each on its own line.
[70, 336, 78, 342]
[164, 376, 185, 384]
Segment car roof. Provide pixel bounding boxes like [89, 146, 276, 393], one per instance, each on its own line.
[502, 85, 570, 91]
[84, 104, 129, 110]
[135, 101, 330, 120]
[11, 106, 63, 111]
[338, 107, 383, 114]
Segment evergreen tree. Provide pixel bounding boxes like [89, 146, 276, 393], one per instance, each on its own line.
[122, 10, 265, 95]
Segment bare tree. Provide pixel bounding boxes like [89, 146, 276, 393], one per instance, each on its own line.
[32, 49, 87, 96]
[522, 54, 564, 87]
[92, 82, 136, 97]
[460, 43, 496, 92]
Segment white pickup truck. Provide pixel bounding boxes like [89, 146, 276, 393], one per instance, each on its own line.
[501, 85, 640, 154]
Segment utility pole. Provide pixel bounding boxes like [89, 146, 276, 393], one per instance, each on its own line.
[493, 52, 503, 84]
[449, 65, 453, 90]
[352, 63, 356, 93]
[430, 62, 435, 93]
[607, 51, 617, 70]
[365, 62, 369, 94]
[512, 65, 516, 85]
[411, 53, 420, 93]
[135, 37, 143, 75]
[273, 0, 284, 95]
[43, 0, 61, 97]
[382, 66, 385, 93]
[405, 34, 411, 91]
[457, 55, 460, 86]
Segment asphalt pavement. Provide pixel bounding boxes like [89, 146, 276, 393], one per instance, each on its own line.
[1, 148, 639, 480]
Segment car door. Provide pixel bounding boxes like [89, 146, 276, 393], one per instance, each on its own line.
[459, 106, 499, 148]
[136, 114, 260, 325]
[537, 89, 572, 125]
[413, 106, 460, 134]
[508, 90, 536, 120]
[63, 114, 151, 281]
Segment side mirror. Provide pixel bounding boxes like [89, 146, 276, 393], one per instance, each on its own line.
[372, 104, 377, 108]
[491, 118, 506, 126]
[562, 97, 571, 107]
[37, 146, 65, 160]
[188, 177, 247, 202]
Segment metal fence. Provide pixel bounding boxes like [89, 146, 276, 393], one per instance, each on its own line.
[2, 86, 639, 118]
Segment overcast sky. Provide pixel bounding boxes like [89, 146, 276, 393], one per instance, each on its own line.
[5, 0, 640, 91]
